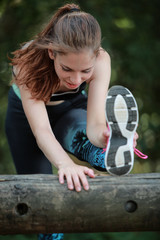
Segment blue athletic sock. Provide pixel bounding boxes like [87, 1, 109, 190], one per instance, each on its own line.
[71, 129, 106, 170]
[38, 233, 64, 240]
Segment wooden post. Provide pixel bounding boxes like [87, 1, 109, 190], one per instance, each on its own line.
[0, 173, 160, 234]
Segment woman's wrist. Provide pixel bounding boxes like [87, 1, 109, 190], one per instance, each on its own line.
[56, 154, 75, 170]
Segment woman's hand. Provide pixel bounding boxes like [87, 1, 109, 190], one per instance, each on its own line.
[96, 125, 110, 148]
[100, 127, 139, 150]
[102, 129, 139, 149]
[58, 162, 95, 192]
[101, 127, 110, 147]
[103, 129, 139, 149]
[133, 132, 139, 148]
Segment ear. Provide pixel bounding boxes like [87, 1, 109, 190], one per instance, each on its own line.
[48, 49, 55, 60]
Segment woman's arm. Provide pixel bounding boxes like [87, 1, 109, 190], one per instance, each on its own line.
[19, 85, 95, 192]
[87, 49, 111, 148]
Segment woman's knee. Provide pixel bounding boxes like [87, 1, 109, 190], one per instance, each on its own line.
[53, 108, 87, 146]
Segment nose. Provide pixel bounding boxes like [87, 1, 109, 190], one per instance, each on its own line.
[70, 72, 82, 85]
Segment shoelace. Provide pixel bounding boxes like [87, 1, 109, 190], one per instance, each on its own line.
[134, 148, 148, 159]
[102, 146, 148, 159]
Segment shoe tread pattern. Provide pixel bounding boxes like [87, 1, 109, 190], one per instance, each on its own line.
[105, 85, 138, 176]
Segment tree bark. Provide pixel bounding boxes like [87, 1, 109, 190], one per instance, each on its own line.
[0, 173, 160, 234]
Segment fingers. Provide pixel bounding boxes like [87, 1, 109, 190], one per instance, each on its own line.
[58, 170, 74, 191]
[71, 173, 82, 192]
[133, 132, 139, 148]
[103, 128, 110, 138]
[66, 174, 74, 191]
[72, 168, 92, 192]
[58, 166, 95, 192]
[78, 172, 89, 191]
[84, 167, 95, 178]
[134, 132, 139, 140]
[58, 171, 65, 184]
[102, 128, 110, 147]
[79, 167, 95, 191]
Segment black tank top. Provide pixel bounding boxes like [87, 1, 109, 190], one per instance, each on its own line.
[50, 82, 86, 101]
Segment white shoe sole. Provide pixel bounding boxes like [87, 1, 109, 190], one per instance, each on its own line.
[105, 85, 138, 176]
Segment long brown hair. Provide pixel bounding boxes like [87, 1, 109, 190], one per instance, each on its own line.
[11, 3, 101, 103]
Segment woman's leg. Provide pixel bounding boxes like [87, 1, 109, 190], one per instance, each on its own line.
[38, 234, 64, 240]
[5, 87, 64, 240]
[53, 108, 106, 171]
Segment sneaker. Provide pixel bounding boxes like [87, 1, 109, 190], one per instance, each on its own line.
[104, 85, 147, 176]
[71, 129, 106, 171]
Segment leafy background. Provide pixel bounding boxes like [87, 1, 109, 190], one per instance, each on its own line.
[0, 0, 160, 239]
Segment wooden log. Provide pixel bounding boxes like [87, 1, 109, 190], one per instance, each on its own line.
[0, 173, 160, 235]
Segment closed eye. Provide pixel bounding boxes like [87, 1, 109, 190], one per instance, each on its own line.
[62, 66, 72, 72]
[61, 65, 93, 73]
[82, 69, 92, 73]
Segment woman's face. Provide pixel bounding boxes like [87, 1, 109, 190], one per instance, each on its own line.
[48, 49, 96, 90]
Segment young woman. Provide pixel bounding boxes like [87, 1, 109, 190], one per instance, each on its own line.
[5, 3, 145, 240]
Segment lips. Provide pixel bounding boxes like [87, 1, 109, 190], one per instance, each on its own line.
[65, 82, 80, 89]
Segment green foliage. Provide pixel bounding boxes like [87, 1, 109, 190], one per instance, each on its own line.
[0, 0, 160, 239]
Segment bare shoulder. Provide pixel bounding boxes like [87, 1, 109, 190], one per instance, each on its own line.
[97, 48, 111, 62]
[19, 84, 45, 109]
[87, 48, 111, 85]
[90, 48, 111, 83]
